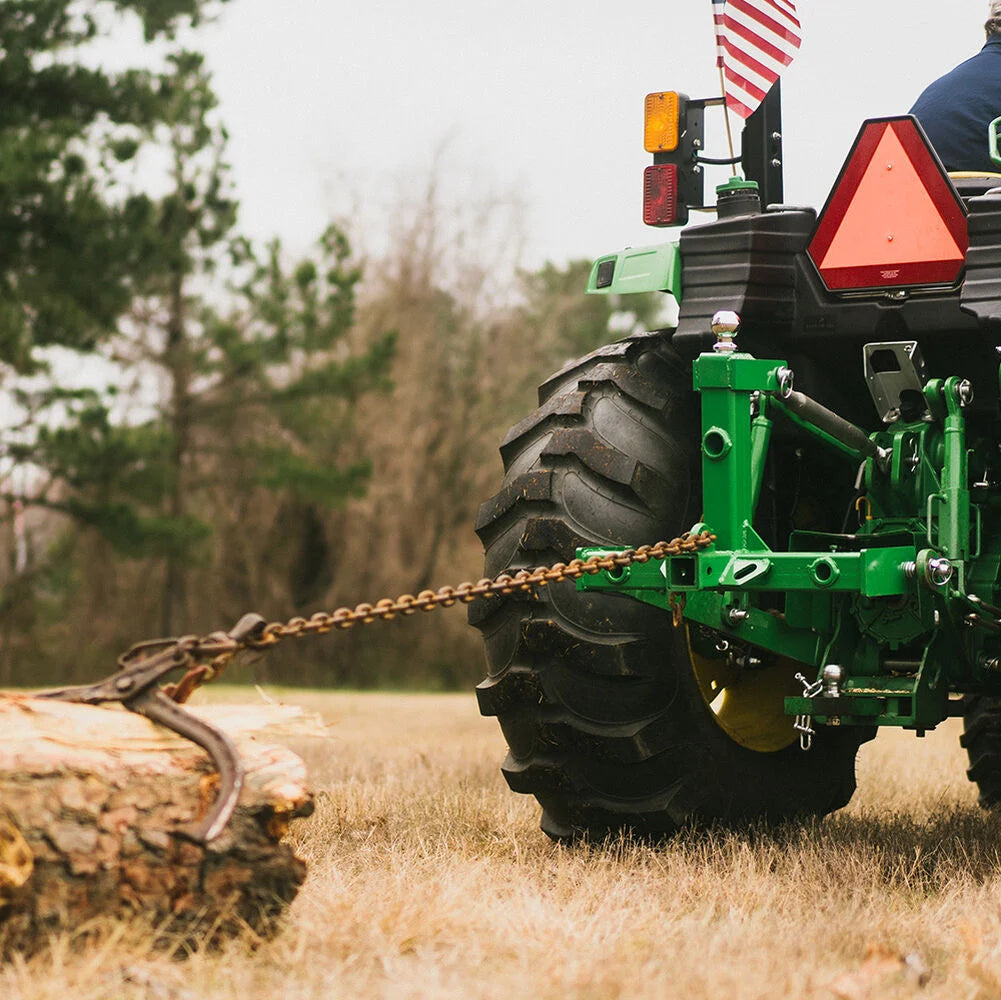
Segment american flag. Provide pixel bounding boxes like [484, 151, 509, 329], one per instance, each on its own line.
[713, 0, 801, 119]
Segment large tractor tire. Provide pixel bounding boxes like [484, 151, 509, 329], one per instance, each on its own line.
[471, 331, 866, 839]
[961, 696, 1001, 807]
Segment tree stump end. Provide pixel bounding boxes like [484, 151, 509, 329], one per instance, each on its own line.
[0, 695, 320, 954]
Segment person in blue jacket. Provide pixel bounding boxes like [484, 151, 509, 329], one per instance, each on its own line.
[910, 1, 1001, 173]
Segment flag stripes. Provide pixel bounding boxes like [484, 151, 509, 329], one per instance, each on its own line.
[713, 0, 801, 119]
[712, 0, 726, 68]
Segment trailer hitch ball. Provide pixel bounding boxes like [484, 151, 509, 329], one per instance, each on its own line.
[822, 664, 843, 697]
[711, 310, 741, 353]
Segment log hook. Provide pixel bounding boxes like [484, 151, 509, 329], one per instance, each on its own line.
[33, 614, 268, 842]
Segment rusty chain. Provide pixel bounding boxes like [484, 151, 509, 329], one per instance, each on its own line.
[162, 530, 716, 702]
[38, 529, 714, 840]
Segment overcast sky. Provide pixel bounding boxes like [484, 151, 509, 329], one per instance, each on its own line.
[191, 1, 993, 269]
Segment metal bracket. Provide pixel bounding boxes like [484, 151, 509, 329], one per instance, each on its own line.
[863, 341, 928, 424]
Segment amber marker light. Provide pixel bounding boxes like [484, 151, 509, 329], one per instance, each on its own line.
[644, 91, 681, 153]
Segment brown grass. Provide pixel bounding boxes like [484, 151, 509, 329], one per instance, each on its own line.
[6, 689, 1001, 999]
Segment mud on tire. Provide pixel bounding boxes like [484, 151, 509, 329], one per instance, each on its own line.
[470, 331, 865, 839]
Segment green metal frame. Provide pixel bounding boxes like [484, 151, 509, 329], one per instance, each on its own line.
[990, 115, 1001, 169]
[586, 242, 682, 300]
[579, 342, 999, 737]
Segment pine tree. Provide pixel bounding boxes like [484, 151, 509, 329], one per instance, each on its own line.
[198, 229, 396, 621]
[0, 0, 228, 370]
[106, 51, 395, 633]
[0, 3, 392, 671]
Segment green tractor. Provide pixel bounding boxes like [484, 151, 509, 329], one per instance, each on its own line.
[471, 83, 1001, 839]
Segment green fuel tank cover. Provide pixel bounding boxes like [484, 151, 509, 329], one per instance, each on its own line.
[586, 241, 682, 301]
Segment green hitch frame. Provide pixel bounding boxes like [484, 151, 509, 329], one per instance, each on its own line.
[578, 319, 987, 738]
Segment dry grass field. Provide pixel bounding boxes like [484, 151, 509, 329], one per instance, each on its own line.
[6, 688, 1001, 999]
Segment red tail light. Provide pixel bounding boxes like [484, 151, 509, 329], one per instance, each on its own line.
[643, 164, 679, 226]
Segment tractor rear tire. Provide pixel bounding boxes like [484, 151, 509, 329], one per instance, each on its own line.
[961, 695, 1001, 807]
[471, 331, 866, 839]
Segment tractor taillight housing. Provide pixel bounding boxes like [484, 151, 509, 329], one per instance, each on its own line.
[644, 91, 681, 153]
[643, 164, 679, 226]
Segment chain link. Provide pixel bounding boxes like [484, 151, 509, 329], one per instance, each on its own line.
[259, 530, 714, 641]
[164, 530, 715, 701]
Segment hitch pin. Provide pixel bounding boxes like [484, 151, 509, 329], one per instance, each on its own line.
[669, 592, 686, 628]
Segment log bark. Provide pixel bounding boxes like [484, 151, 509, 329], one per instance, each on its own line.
[0, 695, 318, 953]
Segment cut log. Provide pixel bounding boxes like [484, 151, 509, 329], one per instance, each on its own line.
[0, 694, 320, 954]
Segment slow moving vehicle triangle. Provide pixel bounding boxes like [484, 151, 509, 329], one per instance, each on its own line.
[808, 117, 968, 290]
[820, 128, 961, 268]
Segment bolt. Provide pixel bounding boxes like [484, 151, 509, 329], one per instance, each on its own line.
[770, 158, 782, 167]
[725, 607, 750, 627]
[925, 557, 953, 588]
[957, 379, 974, 407]
[776, 367, 794, 398]
[115, 676, 135, 692]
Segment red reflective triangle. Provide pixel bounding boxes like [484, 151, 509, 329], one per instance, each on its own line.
[820, 129, 963, 268]
[808, 117, 968, 291]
